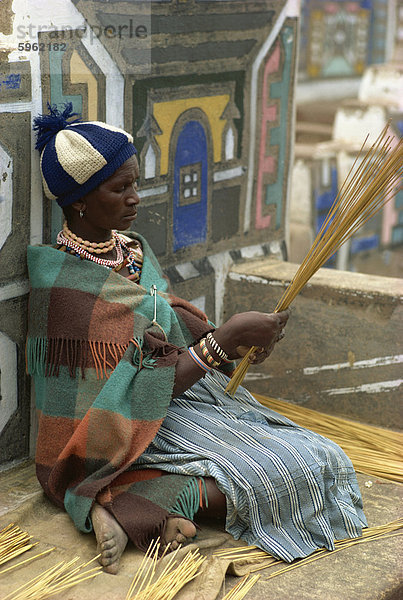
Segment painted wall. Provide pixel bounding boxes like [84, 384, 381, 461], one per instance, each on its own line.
[296, 0, 398, 103]
[299, 0, 392, 80]
[0, 0, 300, 465]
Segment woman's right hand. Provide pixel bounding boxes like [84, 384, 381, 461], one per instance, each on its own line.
[213, 310, 289, 360]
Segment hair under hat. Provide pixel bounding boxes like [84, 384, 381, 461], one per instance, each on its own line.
[33, 103, 137, 207]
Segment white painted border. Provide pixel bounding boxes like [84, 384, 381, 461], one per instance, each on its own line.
[0, 332, 18, 433]
[0, 280, 30, 302]
[213, 166, 245, 182]
[304, 355, 403, 376]
[138, 185, 168, 199]
[325, 379, 402, 395]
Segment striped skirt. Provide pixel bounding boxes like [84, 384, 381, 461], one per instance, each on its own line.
[134, 370, 367, 561]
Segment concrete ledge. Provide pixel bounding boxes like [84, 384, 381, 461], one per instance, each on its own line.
[224, 259, 403, 429]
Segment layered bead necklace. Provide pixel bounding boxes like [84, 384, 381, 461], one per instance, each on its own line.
[56, 222, 143, 279]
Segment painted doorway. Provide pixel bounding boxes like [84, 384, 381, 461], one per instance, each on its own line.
[173, 120, 208, 252]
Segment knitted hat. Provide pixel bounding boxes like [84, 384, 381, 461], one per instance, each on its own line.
[33, 103, 137, 207]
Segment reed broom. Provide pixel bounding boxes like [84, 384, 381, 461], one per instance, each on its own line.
[226, 125, 403, 395]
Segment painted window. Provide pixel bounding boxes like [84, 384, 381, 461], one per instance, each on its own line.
[179, 162, 201, 205]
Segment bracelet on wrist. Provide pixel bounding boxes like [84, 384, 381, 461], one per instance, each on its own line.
[188, 346, 212, 373]
[200, 338, 221, 368]
[206, 332, 230, 363]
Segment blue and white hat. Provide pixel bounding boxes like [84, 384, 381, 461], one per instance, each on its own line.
[33, 103, 137, 207]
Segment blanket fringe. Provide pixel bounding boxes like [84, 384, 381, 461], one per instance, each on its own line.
[26, 336, 133, 380]
[170, 477, 208, 520]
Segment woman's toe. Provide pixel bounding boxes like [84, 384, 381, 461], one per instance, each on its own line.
[176, 533, 186, 544]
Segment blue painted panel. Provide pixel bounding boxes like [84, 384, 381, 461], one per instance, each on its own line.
[315, 168, 338, 213]
[350, 235, 379, 254]
[173, 120, 208, 252]
[315, 167, 338, 267]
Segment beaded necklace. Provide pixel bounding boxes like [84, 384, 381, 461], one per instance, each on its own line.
[57, 230, 124, 267]
[62, 221, 116, 254]
[56, 230, 143, 280]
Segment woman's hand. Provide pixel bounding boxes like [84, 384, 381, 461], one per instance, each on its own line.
[236, 343, 274, 364]
[172, 309, 289, 397]
[214, 310, 289, 361]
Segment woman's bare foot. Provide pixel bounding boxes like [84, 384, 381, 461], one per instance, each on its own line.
[162, 517, 197, 552]
[91, 503, 128, 574]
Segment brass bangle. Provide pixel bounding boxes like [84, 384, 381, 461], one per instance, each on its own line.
[200, 338, 221, 368]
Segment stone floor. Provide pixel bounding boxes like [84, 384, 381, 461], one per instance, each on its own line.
[0, 460, 402, 600]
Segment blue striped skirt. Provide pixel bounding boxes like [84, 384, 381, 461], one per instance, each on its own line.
[135, 370, 367, 561]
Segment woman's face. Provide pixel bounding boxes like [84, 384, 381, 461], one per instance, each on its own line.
[82, 155, 140, 231]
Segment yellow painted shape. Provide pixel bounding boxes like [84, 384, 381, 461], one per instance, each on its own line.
[70, 50, 98, 121]
[307, 64, 320, 78]
[153, 95, 230, 175]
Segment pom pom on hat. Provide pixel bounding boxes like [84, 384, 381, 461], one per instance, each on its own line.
[33, 102, 137, 207]
[33, 102, 81, 152]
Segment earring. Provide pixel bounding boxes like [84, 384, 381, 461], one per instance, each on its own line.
[79, 209, 85, 218]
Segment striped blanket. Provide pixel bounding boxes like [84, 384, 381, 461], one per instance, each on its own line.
[135, 370, 368, 561]
[26, 233, 232, 549]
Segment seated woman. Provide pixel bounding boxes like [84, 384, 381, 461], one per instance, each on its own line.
[27, 104, 366, 575]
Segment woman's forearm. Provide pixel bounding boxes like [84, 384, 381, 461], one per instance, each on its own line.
[172, 349, 209, 397]
[172, 309, 290, 397]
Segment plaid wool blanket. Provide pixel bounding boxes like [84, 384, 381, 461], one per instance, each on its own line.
[27, 234, 228, 549]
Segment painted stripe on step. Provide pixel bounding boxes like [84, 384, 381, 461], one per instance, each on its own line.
[304, 355, 403, 375]
[324, 379, 402, 395]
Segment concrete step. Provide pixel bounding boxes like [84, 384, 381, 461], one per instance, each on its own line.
[224, 259, 403, 430]
[0, 457, 401, 599]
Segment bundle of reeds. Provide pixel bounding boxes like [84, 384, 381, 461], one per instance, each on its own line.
[253, 394, 403, 483]
[221, 573, 261, 599]
[126, 539, 206, 600]
[3, 555, 102, 600]
[214, 518, 403, 578]
[0, 524, 35, 568]
[226, 125, 403, 395]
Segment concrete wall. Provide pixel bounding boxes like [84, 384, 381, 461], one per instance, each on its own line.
[224, 259, 403, 430]
[0, 0, 300, 466]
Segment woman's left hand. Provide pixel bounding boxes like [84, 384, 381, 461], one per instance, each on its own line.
[236, 326, 286, 364]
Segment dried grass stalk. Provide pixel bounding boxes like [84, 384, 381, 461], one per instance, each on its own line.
[226, 125, 403, 395]
[254, 394, 403, 482]
[0, 547, 55, 577]
[3, 554, 102, 600]
[221, 573, 261, 599]
[0, 524, 35, 567]
[126, 538, 206, 600]
[213, 519, 403, 579]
